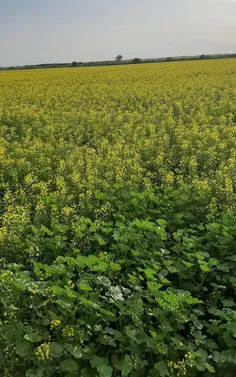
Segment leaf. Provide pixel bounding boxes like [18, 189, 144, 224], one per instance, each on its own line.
[200, 264, 210, 273]
[80, 297, 99, 309]
[209, 258, 218, 266]
[91, 358, 113, 377]
[51, 285, 65, 296]
[65, 286, 77, 298]
[78, 282, 93, 291]
[159, 277, 170, 284]
[147, 282, 163, 291]
[24, 332, 43, 343]
[60, 359, 78, 372]
[99, 308, 116, 318]
[110, 262, 121, 271]
[97, 365, 113, 377]
[157, 219, 167, 226]
[183, 261, 194, 268]
[222, 348, 236, 362]
[222, 299, 235, 307]
[122, 287, 132, 295]
[66, 343, 74, 354]
[133, 219, 154, 230]
[26, 368, 45, 377]
[91, 356, 109, 368]
[154, 361, 169, 377]
[72, 346, 82, 359]
[144, 268, 156, 280]
[213, 351, 227, 363]
[50, 343, 64, 358]
[106, 286, 124, 301]
[121, 355, 133, 376]
[204, 362, 215, 373]
[193, 330, 207, 343]
[16, 340, 32, 357]
[97, 236, 106, 246]
[97, 276, 111, 287]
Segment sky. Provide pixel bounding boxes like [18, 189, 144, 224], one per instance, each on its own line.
[0, 0, 235, 66]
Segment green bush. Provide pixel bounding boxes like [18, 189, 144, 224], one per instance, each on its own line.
[1, 185, 236, 377]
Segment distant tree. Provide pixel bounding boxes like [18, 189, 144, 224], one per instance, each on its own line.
[200, 54, 206, 60]
[166, 57, 172, 62]
[132, 58, 142, 64]
[116, 55, 123, 61]
[72, 61, 77, 67]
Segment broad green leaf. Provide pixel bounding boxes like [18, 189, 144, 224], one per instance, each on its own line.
[107, 286, 124, 301]
[193, 330, 207, 343]
[26, 368, 45, 377]
[99, 308, 116, 318]
[16, 340, 32, 357]
[157, 219, 167, 226]
[121, 355, 133, 376]
[204, 362, 215, 373]
[78, 282, 93, 291]
[222, 299, 235, 307]
[50, 343, 64, 358]
[213, 351, 227, 363]
[91, 356, 109, 368]
[72, 346, 82, 359]
[154, 361, 169, 377]
[147, 282, 163, 291]
[80, 297, 99, 309]
[144, 268, 156, 280]
[209, 258, 218, 266]
[60, 359, 78, 372]
[97, 365, 113, 377]
[110, 262, 121, 271]
[200, 264, 210, 273]
[222, 348, 236, 362]
[182, 261, 194, 268]
[97, 237, 106, 246]
[159, 277, 170, 284]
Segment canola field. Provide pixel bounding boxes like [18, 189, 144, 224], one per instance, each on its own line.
[0, 60, 236, 377]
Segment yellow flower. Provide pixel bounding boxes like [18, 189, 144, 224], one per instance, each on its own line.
[50, 319, 61, 329]
[35, 342, 50, 360]
[62, 325, 75, 338]
[68, 280, 75, 289]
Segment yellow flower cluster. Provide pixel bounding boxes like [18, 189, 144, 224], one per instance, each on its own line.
[99, 252, 110, 261]
[62, 207, 73, 217]
[1, 270, 13, 281]
[62, 325, 75, 338]
[50, 319, 61, 329]
[35, 342, 50, 360]
[28, 283, 40, 296]
[67, 280, 75, 289]
[168, 352, 197, 376]
[2, 307, 17, 325]
[28, 245, 40, 259]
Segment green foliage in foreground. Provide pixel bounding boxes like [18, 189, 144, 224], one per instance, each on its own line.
[1, 185, 236, 377]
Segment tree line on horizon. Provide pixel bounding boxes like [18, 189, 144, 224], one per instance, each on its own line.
[1, 52, 236, 71]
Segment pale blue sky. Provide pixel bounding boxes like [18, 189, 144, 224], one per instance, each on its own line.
[0, 0, 235, 66]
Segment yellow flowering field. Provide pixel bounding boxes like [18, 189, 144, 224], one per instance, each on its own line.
[0, 60, 235, 207]
[0, 60, 236, 377]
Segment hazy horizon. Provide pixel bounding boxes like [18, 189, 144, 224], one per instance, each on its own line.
[0, 0, 236, 67]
